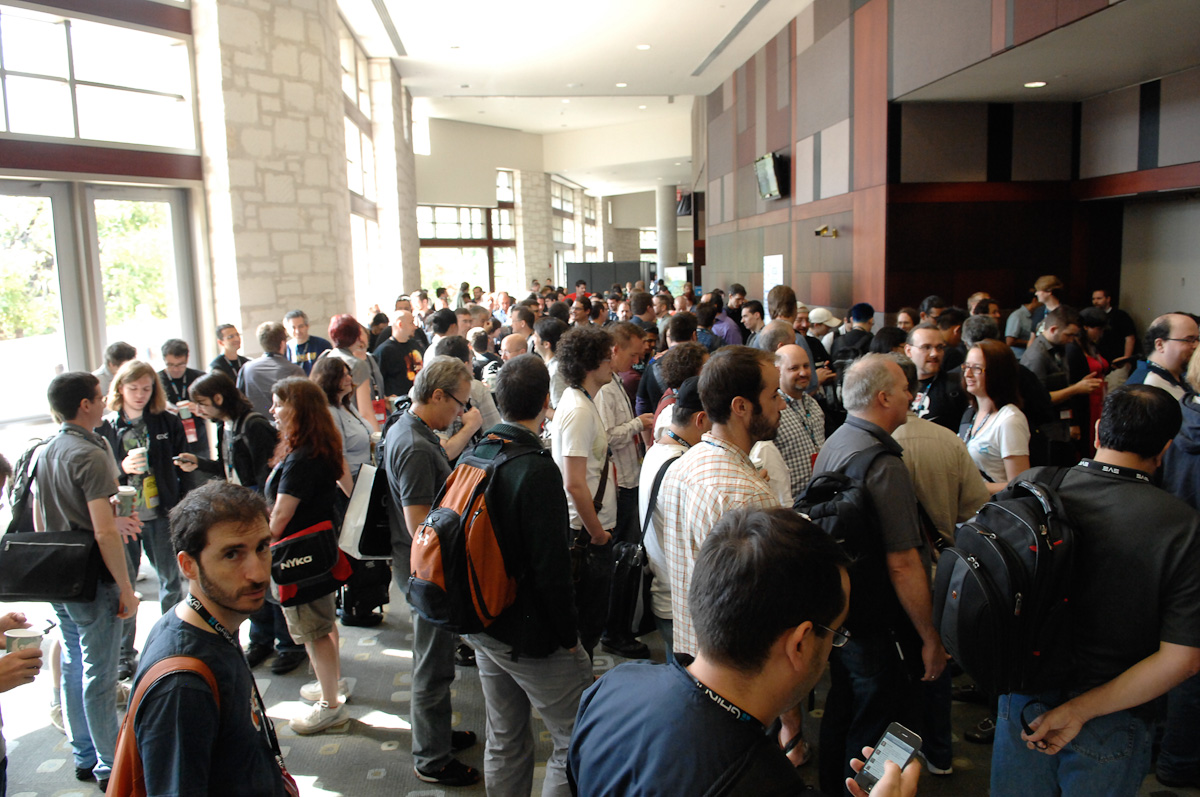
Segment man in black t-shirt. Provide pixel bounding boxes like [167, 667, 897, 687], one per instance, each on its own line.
[905, 324, 966, 432]
[372, 310, 424, 398]
[991, 386, 1200, 796]
[133, 482, 290, 796]
[569, 508, 917, 797]
[1091, 289, 1138, 377]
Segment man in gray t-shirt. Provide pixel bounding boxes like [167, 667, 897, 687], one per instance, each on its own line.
[34, 372, 140, 790]
[382, 357, 481, 787]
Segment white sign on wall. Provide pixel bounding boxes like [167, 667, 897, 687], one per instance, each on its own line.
[763, 254, 784, 293]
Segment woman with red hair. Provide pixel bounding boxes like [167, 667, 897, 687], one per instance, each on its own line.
[960, 339, 1031, 493]
[325, 314, 385, 432]
[267, 377, 352, 734]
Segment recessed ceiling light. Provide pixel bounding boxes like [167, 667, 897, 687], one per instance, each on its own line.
[636, 44, 651, 51]
[675, 162, 681, 166]
[460, 84, 470, 88]
[562, 99, 570, 104]
[615, 83, 628, 88]
[1024, 81, 1047, 88]
[566, 83, 580, 88]
[449, 45, 460, 50]
[638, 105, 647, 110]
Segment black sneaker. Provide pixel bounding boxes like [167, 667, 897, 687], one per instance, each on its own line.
[244, 642, 272, 669]
[414, 759, 480, 787]
[98, 777, 109, 793]
[270, 649, 308, 675]
[454, 643, 476, 667]
[75, 767, 94, 781]
[117, 657, 135, 681]
[965, 716, 996, 744]
[451, 730, 477, 752]
[601, 636, 651, 659]
[951, 682, 989, 706]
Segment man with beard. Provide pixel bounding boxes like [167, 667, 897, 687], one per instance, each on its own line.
[773, 344, 826, 501]
[813, 354, 947, 794]
[127, 481, 292, 795]
[906, 324, 967, 432]
[658, 346, 785, 660]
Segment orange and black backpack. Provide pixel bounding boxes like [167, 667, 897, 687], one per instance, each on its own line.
[408, 433, 544, 634]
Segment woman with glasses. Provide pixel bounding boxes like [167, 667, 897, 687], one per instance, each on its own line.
[960, 340, 1030, 494]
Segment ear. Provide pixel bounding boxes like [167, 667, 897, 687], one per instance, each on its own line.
[177, 550, 199, 583]
[212, 393, 224, 407]
[1155, 438, 1173, 470]
[784, 621, 816, 671]
[1093, 419, 1102, 451]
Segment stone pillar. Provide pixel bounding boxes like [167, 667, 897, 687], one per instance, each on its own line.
[192, 0, 352, 353]
[656, 185, 679, 285]
[515, 170, 552, 289]
[369, 59, 420, 304]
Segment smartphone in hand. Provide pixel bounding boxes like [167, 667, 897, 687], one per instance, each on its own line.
[854, 722, 922, 793]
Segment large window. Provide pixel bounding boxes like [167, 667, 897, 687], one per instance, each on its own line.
[418, 203, 515, 293]
[0, 181, 195, 426]
[0, 6, 195, 150]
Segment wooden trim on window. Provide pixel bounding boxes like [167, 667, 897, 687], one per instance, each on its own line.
[33, 0, 192, 35]
[349, 193, 377, 220]
[0, 138, 201, 180]
[344, 97, 371, 132]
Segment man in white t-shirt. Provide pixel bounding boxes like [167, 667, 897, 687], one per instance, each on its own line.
[551, 325, 617, 658]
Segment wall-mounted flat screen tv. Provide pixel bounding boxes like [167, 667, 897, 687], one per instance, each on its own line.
[754, 152, 786, 200]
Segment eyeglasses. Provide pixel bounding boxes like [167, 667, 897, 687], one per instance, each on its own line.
[913, 343, 946, 353]
[446, 392, 472, 412]
[962, 363, 986, 374]
[816, 624, 852, 648]
[1166, 336, 1200, 345]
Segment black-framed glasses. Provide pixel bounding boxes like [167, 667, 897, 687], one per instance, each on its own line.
[446, 392, 472, 412]
[914, 343, 947, 353]
[1165, 336, 1200, 345]
[816, 624, 852, 647]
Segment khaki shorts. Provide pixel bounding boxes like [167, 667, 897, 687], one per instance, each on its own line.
[281, 592, 336, 644]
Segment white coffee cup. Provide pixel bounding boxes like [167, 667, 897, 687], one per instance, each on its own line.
[4, 628, 42, 653]
[117, 486, 137, 516]
[127, 446, 148, 474]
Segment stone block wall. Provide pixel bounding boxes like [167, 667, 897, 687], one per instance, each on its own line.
[194, 0, 352, 354]
[369, 58, 421, 307]
[515, 170, 552, 288]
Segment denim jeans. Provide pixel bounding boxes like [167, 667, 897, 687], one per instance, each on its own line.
[466, 633, 592, 797]
[818, 631, 911, 796]
[410, 610, 458, 772]
[992, 691, 1153, 797]
[1159, 672, 1200, 784]
[120, 517, 183, 660]
[53, 582, 122, 780]
[910, 667, 952, 770]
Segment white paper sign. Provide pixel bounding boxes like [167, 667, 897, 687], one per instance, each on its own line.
[763, 254, 784, 293]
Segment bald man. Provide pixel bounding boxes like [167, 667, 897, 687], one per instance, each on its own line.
[373, 310, 424, 397]
[1128, 313, 1199, 400]
[773, 344, 825, 501]
[483, 333, 529, 390]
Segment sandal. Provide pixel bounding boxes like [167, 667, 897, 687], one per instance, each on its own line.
[781, 732, 813, 767]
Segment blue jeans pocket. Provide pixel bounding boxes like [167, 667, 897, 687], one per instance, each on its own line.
[1068, 710, 1138, 763]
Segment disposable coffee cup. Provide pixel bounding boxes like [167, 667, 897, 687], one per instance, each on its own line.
[370, 432, 382, 446]
[117, 486, 137, 516]
[5, 628, 42, 653]
[128, 446, 148, 473]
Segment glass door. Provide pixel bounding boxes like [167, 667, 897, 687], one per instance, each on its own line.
[0, 181, 83, 424]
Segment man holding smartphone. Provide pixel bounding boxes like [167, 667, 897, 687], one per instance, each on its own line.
[568, 507, 919, 797]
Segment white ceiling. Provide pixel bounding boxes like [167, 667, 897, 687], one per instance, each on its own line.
[897, 0, 1200, 103]
[371, 0, 815, 195]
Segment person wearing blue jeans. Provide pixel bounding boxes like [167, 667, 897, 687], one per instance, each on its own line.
[1158, 673, 1200, 787]
[34, 373, 142, 790]
[987, 386, 1200, 797]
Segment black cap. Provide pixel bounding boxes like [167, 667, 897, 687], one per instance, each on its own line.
[674, 376, 703, 415]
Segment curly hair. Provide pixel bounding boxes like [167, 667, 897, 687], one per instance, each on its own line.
[556, 325, 613, 387]
[658, 341, 709, 390]
[270, 377, 345, 474]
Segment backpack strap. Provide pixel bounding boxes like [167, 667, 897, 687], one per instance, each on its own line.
[639, 453, 683, 545]
[839, 443, 895, 482]
[110, 655, 220, 795]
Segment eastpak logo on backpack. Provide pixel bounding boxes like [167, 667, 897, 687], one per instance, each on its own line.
[933, 468, 1074, 698]
[408, 435, 543, 634]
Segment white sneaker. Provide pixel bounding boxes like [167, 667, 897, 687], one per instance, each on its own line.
[116, 681, 130, 710]
[289, 700, 349, 735]
[299, 677, 351, 703]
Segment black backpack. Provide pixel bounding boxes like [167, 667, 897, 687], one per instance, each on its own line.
[933, 468, 1074, 698]
[794, 445, 903, 630]
[4, 437, 51, 535]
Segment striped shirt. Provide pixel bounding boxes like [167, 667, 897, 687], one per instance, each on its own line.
[660, 432, 780, 657]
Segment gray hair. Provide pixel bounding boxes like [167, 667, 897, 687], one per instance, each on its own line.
[756, 320, 794, 353]
[413, 355, 471, 404]
[962, 315, 1000, 348]
[842, 353, 899, 413]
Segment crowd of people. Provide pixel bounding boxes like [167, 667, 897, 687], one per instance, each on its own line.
[2, 272, 1199, 797]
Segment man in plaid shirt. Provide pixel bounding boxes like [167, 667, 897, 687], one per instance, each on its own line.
[773, 344, 825, 503]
